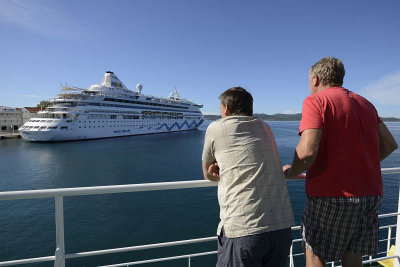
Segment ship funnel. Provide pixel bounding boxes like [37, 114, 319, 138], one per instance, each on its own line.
[101, 71, 128, 89]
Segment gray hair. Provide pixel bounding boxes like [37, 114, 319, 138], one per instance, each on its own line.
[309, 56, 345, 87]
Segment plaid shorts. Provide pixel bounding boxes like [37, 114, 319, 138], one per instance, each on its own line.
[301, 195, 382, 261]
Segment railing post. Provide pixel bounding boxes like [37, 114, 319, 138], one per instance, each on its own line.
[54, 196, 66, 267]
[395, 186, 400, 267]
[388, 226, 392, 256]
[289, 242, 293, 267]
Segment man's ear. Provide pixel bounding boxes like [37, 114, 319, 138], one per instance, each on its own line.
[224, 105, 231, 117]
[313, 75, 320, 87]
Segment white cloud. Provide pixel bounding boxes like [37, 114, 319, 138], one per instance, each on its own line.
[23, 94, 40, 98]
[361, 71, 400, 105]
[0, 0, 87, 39]
[282, 110, 300, 114]
[283, 110, 294, 114]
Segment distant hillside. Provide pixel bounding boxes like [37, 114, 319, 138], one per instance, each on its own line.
[204, 113, 302, 121]
[254, 113, 302, 121]
[382, 117, 400, 122]
[204, 113, 400, 122]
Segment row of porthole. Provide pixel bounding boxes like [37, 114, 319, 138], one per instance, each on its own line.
[79, 121, 133, 123]
[78, 119, 176, 123]
[78, 122, 159, 126]
[78, 124, 158, 128]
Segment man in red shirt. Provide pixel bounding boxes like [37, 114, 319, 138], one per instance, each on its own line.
[284, 56, 398, 267]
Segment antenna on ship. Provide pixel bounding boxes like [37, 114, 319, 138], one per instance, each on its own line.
[174, 86, 180, 99]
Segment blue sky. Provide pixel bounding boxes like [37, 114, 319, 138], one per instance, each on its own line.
[0, 0, 399, 116]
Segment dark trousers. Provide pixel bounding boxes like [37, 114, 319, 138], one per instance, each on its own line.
[217, 228, 292, 267]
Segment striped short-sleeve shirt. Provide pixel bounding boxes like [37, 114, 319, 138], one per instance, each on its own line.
[202, 116, 294, 238]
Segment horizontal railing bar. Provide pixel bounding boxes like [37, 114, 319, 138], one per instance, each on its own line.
[292, 253, 304, 257]
[0, 212, 395, 265]
[291, 241, 397, 260]
[379, 224, 397, 229]
[361, 255, 399, 264]
[0, 256, 55, 266]
[282, 251, 398, 262]
[0, 180, 218, 200]
[98, 251, 218, 267]
[377, 251, 389, 256]
[325, 254, 400, 266]
[379, 212, 400, 218]
[66, 219, 399, 259]
[382, 167, 400, 174]
[0, 221, 397, 266]
[65, 237, 218, 259]
[0, 167, 398, 201]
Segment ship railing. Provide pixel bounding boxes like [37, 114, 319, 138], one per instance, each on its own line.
[0, 167, 399, 267]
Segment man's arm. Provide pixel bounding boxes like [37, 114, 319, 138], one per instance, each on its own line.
[202, 161, 220, 181]
[284, 129, 322, 179]
[378, 122, 398, 161]
[201, 124, 219, 181]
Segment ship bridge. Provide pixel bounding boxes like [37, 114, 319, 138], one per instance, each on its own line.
[85, 71, 137, 97]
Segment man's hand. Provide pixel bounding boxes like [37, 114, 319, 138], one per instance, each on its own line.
[202, 161, 220, 181]
[283, 164, 307, 180]
[282, 164, 292, 178]
[208, 162, 220, 179]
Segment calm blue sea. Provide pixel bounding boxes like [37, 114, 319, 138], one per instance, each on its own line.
[0, 121, 399, 266]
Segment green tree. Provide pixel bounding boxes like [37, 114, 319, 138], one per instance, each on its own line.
[36, 101, 52, 109]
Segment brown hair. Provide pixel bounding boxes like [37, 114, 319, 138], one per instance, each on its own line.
[219, 87, 253, 116]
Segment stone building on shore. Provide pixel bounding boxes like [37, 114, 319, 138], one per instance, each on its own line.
[0, 106, 40, 132]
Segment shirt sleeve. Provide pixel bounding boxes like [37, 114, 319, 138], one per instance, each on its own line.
[376, 109, 383, 124]
[299, 96, 323, 135]
[365, 97, 382, 124]
[202, 124, 216, 164]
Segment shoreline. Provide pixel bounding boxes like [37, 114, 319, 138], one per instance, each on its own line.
[0, 133, 21, 139]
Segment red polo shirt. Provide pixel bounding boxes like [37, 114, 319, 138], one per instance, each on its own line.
[299, 87, 383, 197]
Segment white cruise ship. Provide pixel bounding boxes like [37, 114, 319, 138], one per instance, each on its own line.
[19, 72, 204, 141]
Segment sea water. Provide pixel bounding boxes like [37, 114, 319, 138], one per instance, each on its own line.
[0, 121, 399, 266]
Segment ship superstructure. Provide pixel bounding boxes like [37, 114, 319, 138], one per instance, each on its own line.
[19, 72, 204, 141]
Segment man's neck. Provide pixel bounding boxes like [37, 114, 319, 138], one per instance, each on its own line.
[316, 84, 339, 93]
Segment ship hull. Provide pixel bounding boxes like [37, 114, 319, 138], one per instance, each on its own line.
[20, 119, 204, 142]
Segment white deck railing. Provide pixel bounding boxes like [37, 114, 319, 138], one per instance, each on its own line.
[0, 167, 399, 267]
